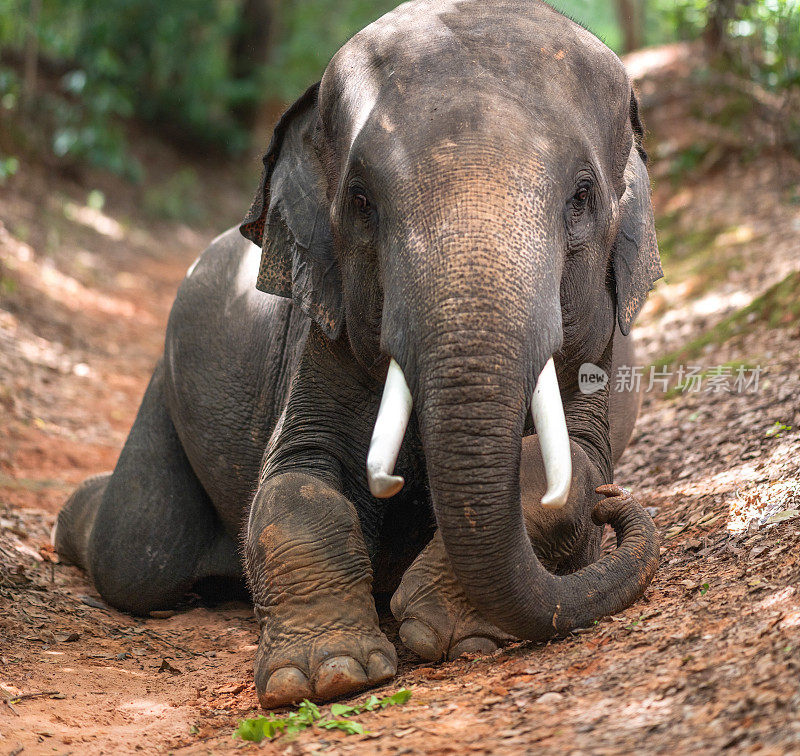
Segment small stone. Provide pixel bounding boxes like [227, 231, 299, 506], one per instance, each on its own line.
[149, 610, 176, 619]
[54, 632, 80, 643]
[535, 692, 564, 705]
[159, 659, 182, 675]
[482, 696, 504, 706]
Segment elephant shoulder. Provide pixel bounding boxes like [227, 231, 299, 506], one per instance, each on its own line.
[179, 226, 262, 304]
[169, 227, 303, 342]
[165, 225, 308, 392]
[162, 227, 310, 516]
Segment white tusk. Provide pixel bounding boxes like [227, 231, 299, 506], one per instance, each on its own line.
[531, 358, 572, 509]
[367, 359, 413, 498]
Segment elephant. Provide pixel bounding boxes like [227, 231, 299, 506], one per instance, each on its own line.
[55, 0, 662, 709]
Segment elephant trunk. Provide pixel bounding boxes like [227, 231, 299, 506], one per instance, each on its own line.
[403, 313, 658, 640]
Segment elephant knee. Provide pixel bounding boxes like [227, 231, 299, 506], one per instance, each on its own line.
[88, 536, 191, 616]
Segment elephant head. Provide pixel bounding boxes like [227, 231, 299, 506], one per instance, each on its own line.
[240, 0, 661, 640]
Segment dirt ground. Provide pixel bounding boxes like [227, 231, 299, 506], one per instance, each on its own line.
[2, 46, 799, 755]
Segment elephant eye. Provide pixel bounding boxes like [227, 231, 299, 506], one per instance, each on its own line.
[572, 182, 592, 208]
[352, 192, 371, 214]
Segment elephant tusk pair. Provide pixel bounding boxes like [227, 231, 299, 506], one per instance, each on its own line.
[366, 357, 572, 508]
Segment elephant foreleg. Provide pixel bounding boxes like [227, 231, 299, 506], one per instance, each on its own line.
[247, 471, 397, 708]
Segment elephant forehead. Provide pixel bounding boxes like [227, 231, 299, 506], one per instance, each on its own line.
[320, 0, 628, 152]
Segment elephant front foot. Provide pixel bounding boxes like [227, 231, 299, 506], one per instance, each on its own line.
[254, 617, 397, 708]
[390, 532, 513, 662]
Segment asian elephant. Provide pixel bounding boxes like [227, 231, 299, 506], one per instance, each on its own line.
[55, 0, 662, 709]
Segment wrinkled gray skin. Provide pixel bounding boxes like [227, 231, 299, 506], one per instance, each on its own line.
[56, 0, 662, 709]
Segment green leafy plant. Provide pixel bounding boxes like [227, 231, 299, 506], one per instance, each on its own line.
[646, 0, 800, 153]
[330, 688, 413, 717]
[0, 154, 19, 183]
[233, 688, 412, 743]
[53, 70, 136, 172]
[766, 421, 792, 438]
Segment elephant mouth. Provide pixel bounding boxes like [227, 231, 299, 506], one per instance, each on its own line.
[366, 356, 572, 508]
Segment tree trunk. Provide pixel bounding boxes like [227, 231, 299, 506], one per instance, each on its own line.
[230, 0, 276, 127]
[22, 0, 42, 112]
[704, 0, 754, 59]
[616, 0, 643, 53]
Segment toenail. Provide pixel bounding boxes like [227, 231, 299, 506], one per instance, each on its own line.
[399, 618, 444, 662]
[259, 666, 310, 709]
[314, 656, 369, 699]
[366, 651, 396, 682]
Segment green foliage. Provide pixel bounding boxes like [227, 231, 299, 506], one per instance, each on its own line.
[0, 66, 20, 111]
[0, 0, 409, 174]
[48, 71, 141, 179]
[233, 688, 412, 743]
[549, 0, 622, 52]
[642, 0, 800, 154]
[263, 0, 398, 102]
[319, 718, 366, 734]
[728, 0, 800, 91]
[648, 0, 800, 94]
[0, 0, 249, 172]
[665, 143, 715, 182]
[0, 266, 19, 295]
[0, 72, 138, 178]
[3, 0, 797, 179]
[143, 169, 202, 222]
[74, 0, 246, 152]
[647, 0, 709, 42]
[235, 699, 324, 741]
[766, 421, 792, 438]
[0, 154, 19, 183]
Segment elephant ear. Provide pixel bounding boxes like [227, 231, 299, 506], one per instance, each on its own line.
[612, 94, 663, 336]
[240, 82, 342, 338]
